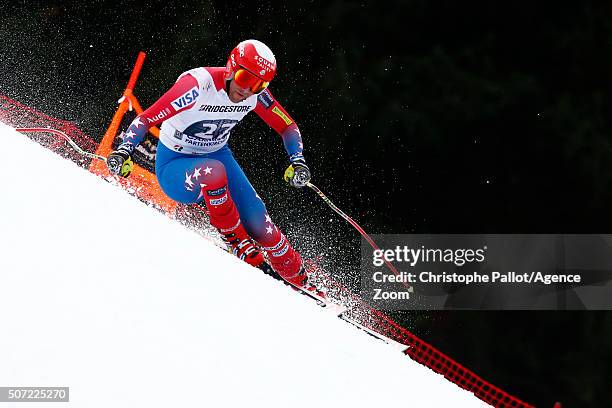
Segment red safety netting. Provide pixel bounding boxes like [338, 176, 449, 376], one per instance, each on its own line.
[0, 95, 98, 168]
[0, 94, 537, 408]
[306, 260, 536, 408]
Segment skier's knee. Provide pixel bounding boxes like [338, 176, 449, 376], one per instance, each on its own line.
[195, 160, 233, 210]
[194, 159, 227, 190]
[158, 158, 229, 205]
[245, 219, 277, 246]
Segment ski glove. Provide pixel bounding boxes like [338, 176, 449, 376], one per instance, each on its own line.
[284, 159, 311, 188]
[107, 146, 134, 178]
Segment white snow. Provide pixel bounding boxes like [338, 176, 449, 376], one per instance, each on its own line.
[0, 123, 487, 407]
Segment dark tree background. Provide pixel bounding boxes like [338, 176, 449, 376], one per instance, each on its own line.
[1, 1, 611, 406]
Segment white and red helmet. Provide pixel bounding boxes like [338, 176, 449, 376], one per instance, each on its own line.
[225, 39, 277, 93]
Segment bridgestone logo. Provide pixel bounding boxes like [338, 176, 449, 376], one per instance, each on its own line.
[199, 105, 250, 113]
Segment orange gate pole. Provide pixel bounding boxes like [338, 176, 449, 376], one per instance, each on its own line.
[89, 51, 177, 214]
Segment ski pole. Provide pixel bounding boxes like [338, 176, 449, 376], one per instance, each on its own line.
[305, 182, 412, 292]
[16, 127, 107, 163]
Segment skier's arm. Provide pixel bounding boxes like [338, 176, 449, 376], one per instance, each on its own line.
[253, 90, 310, 187]
[107, 74, 199, 176]
[253, 89, 305, 164]
[117, 74, 199, 152]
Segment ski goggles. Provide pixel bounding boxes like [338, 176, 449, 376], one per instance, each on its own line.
[233, 68, 269, 94]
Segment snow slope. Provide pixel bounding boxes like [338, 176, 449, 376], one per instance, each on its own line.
[0, 123, 487, 407]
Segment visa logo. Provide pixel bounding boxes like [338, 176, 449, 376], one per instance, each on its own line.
[172, 87, 200, 110]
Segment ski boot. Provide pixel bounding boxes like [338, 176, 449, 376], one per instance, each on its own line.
[219, 222, 265, 268]
[269, 249, 327, 301]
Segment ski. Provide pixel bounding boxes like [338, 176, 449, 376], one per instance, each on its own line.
[258, 262, 346, 313]
[338, 314, 410, 352]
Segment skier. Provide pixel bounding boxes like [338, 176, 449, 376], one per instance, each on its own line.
[107, 39, 312, 288]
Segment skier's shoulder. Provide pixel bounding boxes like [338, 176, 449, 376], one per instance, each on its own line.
[176, 67, 207, 88]
[256, 88, 276, 109]
[175, 67, 224, 93]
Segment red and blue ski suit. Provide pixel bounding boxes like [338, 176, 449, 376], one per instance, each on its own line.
[118, 67, 304, 275]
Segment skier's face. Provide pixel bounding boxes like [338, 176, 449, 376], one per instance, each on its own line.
[228, 79, 254, 103]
